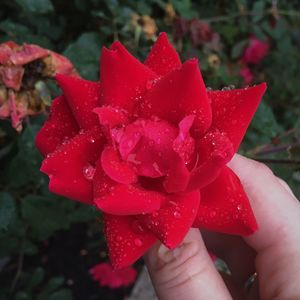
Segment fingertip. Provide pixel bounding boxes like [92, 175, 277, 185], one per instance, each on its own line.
[145, 229, 231, 300]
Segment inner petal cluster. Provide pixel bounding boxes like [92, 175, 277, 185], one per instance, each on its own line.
[98, 112, 196, 190]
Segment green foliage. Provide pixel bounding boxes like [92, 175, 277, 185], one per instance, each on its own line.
[0, 0, 299, 298]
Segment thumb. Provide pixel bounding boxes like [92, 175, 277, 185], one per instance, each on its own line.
[144, 228, 232, 300]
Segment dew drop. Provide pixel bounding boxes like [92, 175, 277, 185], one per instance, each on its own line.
[173, 211, 181, 218]
[134, 238, 143, 247]
[210, 210, 217, 218]
[83, 163, 95, 181]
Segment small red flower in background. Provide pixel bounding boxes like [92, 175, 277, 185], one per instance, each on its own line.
[36, 32, 266, 269]
[242, 36, 270, 65]
[0, 41, 77, 131]
[89, 262, 137, 288]
[240, 36, 269, 85]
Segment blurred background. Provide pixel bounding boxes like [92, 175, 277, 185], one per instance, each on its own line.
[0, 0, 299, 299]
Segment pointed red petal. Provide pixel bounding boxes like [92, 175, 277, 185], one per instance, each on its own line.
[193, 166, 258, 235]
[40, 127, 105, 204]
[35, 96, 79, 157]
[93, 106, 128, 128]
[163, 154, 190, 193]
[103, 214, 156, 269]
[209, 83, 267, 152]
[138, 191, 200, 248]
[95, 184, 165, 215]
[56, 74, 100, 129]
[139, 59, 211, 135]
[101, 146, 137, 184]
[100, 41, 156, 112]
[144, 32, 181, 76]
[187, 129, 234, 191]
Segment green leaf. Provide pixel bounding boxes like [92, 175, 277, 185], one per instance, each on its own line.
[252, 1, 265, 23]
[44, 277, 65, 293]
[14, 291, 31, 300]
[21, 195, 70, 240]
[231, 40, 247, 59]
[63, 32, 101, 80]
[49, 289, 73, 300]
[0, 192, 16, 230]
[16, 0, 54, 14]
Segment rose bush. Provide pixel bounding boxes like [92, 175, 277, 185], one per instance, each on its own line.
[36, 33, 266, 268]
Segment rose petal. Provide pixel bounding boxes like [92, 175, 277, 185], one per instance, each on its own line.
[193, 166, 258, 235]
[138, 191, 200, 248]
[101, 146, 137, 184]
[187, 129, 234, 191]
[95, 184, 165, 215]
[93, 106, 128, 128]
[139, 59, 211, 135]
[56, 74, 100, 129]
[208, 83, 267, 152]
[35, 96, 79, 156]
[144, 32, 181, 76]
[41, 127, 105, 204]
[103, 214, 156, 269]
[0, 66, 24, 91]
[163, 153, 190, 193]
[89, 262, 137, 288]
[10, 44, 49, 65]
[118, 119, 177, 178]
[100, 41, 156, 112]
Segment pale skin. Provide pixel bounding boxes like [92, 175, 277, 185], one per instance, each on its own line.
[145, 154, 300, 300]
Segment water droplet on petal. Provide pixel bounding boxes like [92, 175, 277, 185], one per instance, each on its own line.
[83, 163, 95, 181]
[210, 210, 217, 218]
[173, 211, 181, 218]
[134, 238, 143, 247]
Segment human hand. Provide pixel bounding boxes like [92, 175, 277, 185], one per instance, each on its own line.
[144, 154, 300, 300]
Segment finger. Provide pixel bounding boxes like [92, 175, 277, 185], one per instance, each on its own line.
[276, 176, 297, 198]
[202, 229, 256, 286]
[228, 154, 300, 251]
[228, 154, 300, 299]
[144, 228, 232, 300]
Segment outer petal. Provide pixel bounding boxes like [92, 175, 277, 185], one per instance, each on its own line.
[193, 166, 257, 235]
[95, 185, 165, 216]
[187, 129, 234, 191]
[139, 59, 211, 135]
[100, 41, 156, 112]
[35, 96, 79, 156]
[138, 191, 200, 248]
[103, 214, 156, 269]
[144, 32, 181, 76]
[93, 160, 165, 215]
[41, 127, 105, 204]
[209, 83, 267, 152]
[56, 74, 100, 129]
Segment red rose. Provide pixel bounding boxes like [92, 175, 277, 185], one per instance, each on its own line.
[36, 33, 267, 269]
[242, 36, 270, 65]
